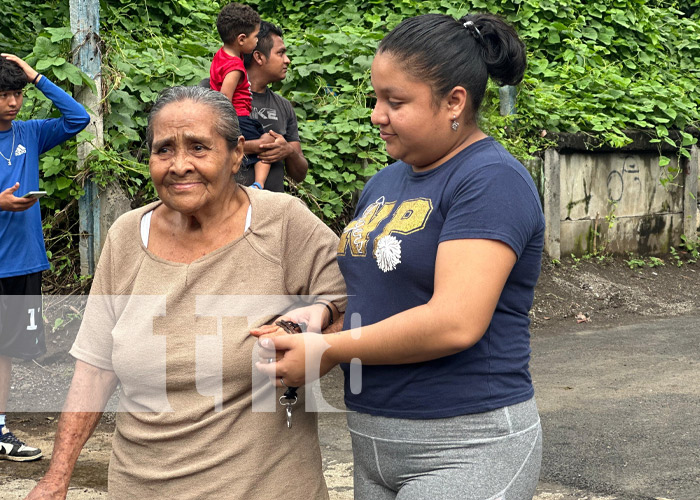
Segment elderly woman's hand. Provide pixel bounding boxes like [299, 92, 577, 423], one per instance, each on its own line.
[254, 332, 337, 388]
[24, 476, 68, 500]
[250, 322, 293, 365]
[280, 302, 334, 333]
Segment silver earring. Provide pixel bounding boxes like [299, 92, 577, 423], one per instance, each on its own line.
[451, 115, 459, 131]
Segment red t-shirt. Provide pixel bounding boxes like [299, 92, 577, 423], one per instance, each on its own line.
[209, 48, 252, 116]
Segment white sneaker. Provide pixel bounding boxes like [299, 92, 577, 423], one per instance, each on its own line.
[0, 426, 43, 461]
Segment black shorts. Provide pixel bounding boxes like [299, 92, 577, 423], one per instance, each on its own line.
[0, 272, 46, 360]
[238, 115, 265, 167]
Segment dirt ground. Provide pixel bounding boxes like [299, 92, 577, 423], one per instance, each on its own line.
[531, 254, 700, 334]
[1, 253, 699, 498]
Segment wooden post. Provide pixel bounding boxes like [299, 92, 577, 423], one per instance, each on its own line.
[684, 145, 699, 243]
[70, 0, 103, 275]
[544, 149, 561, 259]
[499, 85, 517, 116]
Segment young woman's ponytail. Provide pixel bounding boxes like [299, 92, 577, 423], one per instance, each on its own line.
[459, 14, 526, 87]
[377, 13, 526, 118]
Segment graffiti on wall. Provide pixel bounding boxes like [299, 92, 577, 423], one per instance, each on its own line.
[606, 155, 641, 203]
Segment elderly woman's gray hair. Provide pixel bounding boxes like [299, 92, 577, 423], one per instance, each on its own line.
[146, 86, 241, 151]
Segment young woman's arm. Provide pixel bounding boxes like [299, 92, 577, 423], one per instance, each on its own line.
[255, 238, 516, 386]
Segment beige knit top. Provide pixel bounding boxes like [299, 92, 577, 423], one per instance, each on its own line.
[71, 187, 346, 499]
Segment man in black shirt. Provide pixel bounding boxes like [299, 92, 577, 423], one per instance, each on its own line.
[241, 21, 308, 192]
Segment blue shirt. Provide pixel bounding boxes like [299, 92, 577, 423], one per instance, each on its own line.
[336, 137, 545, 418]
[0, 77, 90, 278]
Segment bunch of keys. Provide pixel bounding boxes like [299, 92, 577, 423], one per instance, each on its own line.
[275, 320, 303, 429]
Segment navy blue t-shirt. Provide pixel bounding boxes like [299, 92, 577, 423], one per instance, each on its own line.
[337, 137, 545, 419]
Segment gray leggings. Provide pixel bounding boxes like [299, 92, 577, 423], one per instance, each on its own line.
[347, 398, 542, 500]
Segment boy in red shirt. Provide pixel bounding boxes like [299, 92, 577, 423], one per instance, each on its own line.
[210, 3, 270, 189]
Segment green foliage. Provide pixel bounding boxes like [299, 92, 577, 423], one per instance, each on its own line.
[670, 246, 684, 267]
[2, 0, 699, 279]
[570, 253, 581, 267]
[670, 235, 699, 267]
[94, 1, 220, 200]
[267, 7, 390, 224]
[678, 234, 700, 263]
[625, 255, 647, 269]
[625, 254, 669, 269]
[648, 256, 665, 267]
[245, 0, 700, 218]
[0, 1, 70, 56]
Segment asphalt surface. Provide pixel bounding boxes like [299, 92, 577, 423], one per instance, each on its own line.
[318, 312, 700, 500]
[531, 313, 700, 500]
[2, 313, 699, 499]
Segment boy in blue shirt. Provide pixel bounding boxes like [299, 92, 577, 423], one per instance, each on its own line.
[0, 53, 89, 461]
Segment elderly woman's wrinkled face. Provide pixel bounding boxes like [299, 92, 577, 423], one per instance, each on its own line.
[149, 101, 243, 215]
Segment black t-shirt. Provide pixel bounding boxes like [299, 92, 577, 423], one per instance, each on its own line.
[236, 89, 301, 192]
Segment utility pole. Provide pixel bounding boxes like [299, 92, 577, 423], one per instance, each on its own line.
[70, 0, 129, 275]
[499, 85, 517, 116]
[70, 0, 103, 275]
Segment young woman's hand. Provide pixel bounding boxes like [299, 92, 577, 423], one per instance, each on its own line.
[249, 322, 291, 364]
[254, 332, 337, 388]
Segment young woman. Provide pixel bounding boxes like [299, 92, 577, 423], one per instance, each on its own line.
[255, 12, 545, 499]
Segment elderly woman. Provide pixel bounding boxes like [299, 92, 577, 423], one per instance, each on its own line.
[26, 86, 345, 500]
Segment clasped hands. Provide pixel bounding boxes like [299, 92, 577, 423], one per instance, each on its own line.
[257, 130, 293, 163]
[251, 302, 336, 388]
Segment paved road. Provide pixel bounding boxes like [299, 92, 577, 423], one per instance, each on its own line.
[531, 313, 700, 500]
[2, 314, 698, 499]
[321, 313, 700, 500]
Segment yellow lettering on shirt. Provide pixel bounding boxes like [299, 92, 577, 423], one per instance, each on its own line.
[338, 199, 396, 257]
[372, 199, 433, 256]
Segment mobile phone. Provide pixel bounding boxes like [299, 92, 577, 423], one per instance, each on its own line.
[22, 191, 47, 199]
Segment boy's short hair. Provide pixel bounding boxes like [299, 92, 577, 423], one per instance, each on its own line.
[243, 21, 284, 67]
[217, 3, 261, 45]
[0, 58, 28, 91]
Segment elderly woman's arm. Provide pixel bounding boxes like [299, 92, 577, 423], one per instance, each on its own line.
[25, 361, 118, 500]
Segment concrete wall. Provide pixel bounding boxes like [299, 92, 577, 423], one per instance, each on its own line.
[543, 144, 699, 259]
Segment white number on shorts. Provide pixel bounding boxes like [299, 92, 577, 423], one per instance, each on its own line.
[27, 307, 38, 331]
